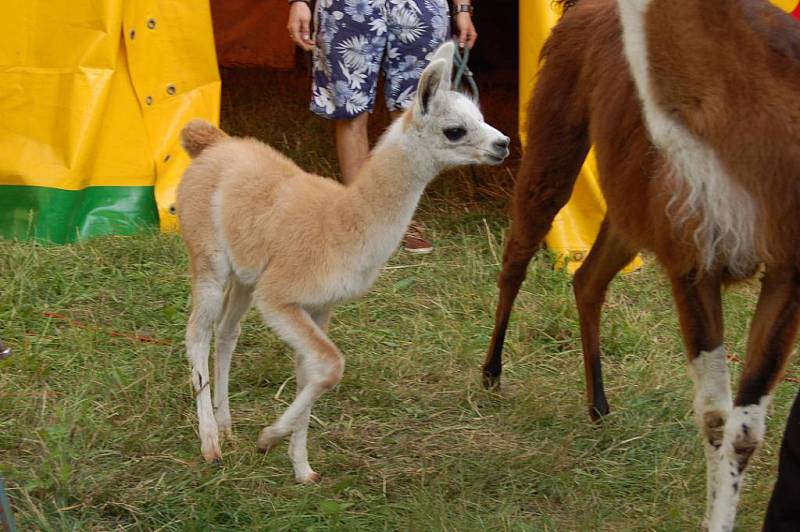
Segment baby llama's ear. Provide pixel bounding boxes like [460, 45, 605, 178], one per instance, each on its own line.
[417, 57, 449, 115]
[428, 41, 455, 91]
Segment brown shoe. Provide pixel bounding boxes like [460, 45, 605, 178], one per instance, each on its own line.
[403, 220, 433, 254]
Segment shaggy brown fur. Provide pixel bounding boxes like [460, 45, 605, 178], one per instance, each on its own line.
[483, 0, 800, 528]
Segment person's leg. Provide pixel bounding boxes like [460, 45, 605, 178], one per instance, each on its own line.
[383, 0, 451, 254]
[763, 388, 800, 531]
[310, 0, 383, 184]
[335, 112, 370, 185]
[382, 0, 451, 113]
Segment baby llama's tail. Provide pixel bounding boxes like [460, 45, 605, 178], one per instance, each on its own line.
[180, 119, 228, 158]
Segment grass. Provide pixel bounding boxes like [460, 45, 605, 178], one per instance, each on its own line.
[1, 68, 798, 530]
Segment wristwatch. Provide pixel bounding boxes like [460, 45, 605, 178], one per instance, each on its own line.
[453, 3, 474, 15]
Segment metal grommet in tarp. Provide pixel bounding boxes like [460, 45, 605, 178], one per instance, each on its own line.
[147, 18, 157, 30]
[166, 84, 176, 96]
[145, 95, 153, 105]
[129, 28, 136, 40]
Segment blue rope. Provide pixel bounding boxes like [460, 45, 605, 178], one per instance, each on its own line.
[0, 478, 16, 532]
[452, 45, 479, 105]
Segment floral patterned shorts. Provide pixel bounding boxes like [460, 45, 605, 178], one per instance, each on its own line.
[311, 0, 451, 119]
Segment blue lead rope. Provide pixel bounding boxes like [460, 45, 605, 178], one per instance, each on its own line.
[0, 478, 16, 532]
[452, 44, 479, 105]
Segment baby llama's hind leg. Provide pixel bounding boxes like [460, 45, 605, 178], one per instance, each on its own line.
[186, 274, 227, 463]
[213, 280, 253, 439]
[255, 302, 343, 483]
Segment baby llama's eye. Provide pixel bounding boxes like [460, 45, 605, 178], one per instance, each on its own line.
[442, 127, 467, 141]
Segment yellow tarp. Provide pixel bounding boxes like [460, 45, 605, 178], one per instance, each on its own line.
[519, 0, 798, 273]
[0, 0, 220, 239]
[773, 0, 800, 12]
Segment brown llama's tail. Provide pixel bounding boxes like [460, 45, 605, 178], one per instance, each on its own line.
[180, 119, 228, 158]
[553, 0, 580, 13]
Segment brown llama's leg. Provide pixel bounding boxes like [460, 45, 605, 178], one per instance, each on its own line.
[482, 53, 590, 389]
[482, 227, 542, 389]
[572, 219, 638, 421]
[669, 270, 728, 528]
[709, 266, 800, 532]
[482, 161, 589, 389]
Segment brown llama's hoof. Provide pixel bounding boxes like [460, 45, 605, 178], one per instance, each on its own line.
[589, 401, 610, 422]
[482, 371, 501, 391]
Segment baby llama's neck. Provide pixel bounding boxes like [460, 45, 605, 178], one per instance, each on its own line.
[343, 114, 440, 260]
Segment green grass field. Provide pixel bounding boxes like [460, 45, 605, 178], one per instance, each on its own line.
[2, 69, 798, 530]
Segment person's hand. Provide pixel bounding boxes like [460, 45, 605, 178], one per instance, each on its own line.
[453, 5, 477, 49]
[287, 1, 315, 51]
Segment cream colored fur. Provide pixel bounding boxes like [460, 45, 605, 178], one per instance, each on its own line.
[176, 41, 509, 483]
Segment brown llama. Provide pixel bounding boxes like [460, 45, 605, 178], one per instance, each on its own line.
[482, 0, 800, 529]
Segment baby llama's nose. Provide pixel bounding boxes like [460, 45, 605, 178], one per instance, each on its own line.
[493, 137, 510, 152]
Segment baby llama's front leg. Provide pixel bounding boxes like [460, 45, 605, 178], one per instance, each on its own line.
[255, 302, 344, 483]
